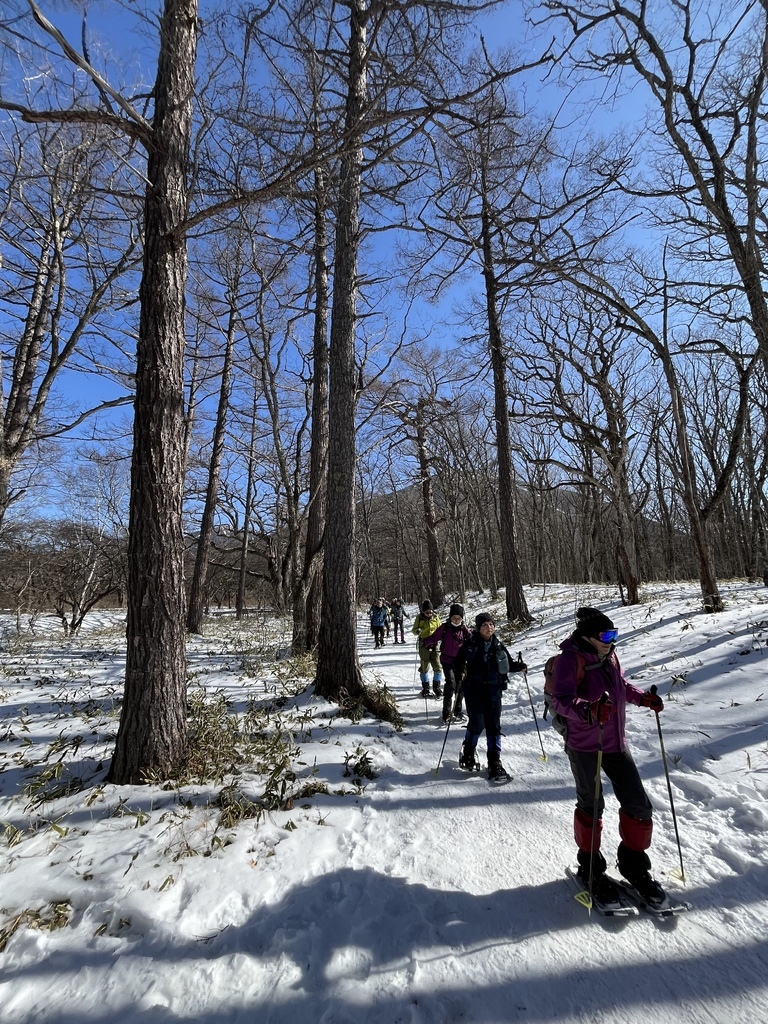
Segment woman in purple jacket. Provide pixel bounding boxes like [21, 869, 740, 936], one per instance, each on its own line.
[424, 604, 472, 724]
[551, 606, 666, 906]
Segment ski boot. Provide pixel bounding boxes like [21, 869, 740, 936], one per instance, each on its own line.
[459, 741, 480, 771]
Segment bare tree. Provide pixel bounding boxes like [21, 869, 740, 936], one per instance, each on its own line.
[0, 120, 139, 529]
[537, 0, 768, 377]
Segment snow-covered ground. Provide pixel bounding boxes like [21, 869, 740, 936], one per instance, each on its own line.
[1, 582, 767, 1024]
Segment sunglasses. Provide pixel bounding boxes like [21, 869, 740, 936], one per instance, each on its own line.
[597, 629, 618, 643]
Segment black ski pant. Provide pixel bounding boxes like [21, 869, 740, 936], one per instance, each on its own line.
[442, 663, 464, 718]
[566, 747, 653, 821]
[463, 684, 502, 754]
[372, 625, 385, 648]
[391, 620, 405, 642]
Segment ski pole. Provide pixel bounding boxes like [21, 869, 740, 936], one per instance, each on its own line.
[434, 678, 463, 775]
[650, 684, 686, 883]
[519, 651, 547, 762]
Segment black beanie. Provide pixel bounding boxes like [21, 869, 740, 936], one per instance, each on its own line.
[421, 600, 433, 612]
[449, 604, 464, 619]
[475, 612, 494, 629]
[575, 606, 615, 638]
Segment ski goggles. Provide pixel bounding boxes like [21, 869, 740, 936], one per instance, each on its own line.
[597, 629, 618, 644]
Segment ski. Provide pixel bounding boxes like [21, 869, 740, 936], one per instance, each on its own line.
[613, 879, 692, 917]
[565, 866, 639, 917]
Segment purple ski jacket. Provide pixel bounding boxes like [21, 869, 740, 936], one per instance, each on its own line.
[424, 622, 472, 666]
[551, 635, 645, 753]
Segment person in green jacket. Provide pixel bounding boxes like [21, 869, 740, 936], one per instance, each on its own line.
[412, 599, 443, 698]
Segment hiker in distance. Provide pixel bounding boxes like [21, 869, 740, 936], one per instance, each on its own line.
[423, 603, 471, 724]
[412, 599, 443, 698]
[369, 597, 389, 649]
[549, 606, 667, 906]
[389, 597, 409, 644]
[453, 612, 526, 783]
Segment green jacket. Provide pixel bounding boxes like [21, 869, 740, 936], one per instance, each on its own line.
[412, 611, 441, 641]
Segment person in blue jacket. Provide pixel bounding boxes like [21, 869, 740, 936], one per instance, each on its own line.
[369, 598, 389, 648]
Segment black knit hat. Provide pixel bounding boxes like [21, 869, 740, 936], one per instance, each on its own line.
[449, 604, 465, 619]
[475, 612, 495, 629]
[575, 606, 615, 638]
[421, 599, 433, 612]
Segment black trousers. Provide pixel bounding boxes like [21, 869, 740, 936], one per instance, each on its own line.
[566, 747, 653, 820]
[392, 620, 405, 641]
[372, 625, 385, 647]
[442, 663, 464, 717]
[464, 685, 502, 754]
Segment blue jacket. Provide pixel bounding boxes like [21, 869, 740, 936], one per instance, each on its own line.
[370, 604, 389, 629]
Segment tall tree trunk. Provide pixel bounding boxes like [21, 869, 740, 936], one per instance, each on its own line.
[314, 0, 367, 702]
[187, 302, 236, 633]
[415, 398, 444, 607]
[236, 378, 259, 620]
[300, 166, 330, 653]
[109, 0, 198, 783]
[661, 264, 723, 612]
[480, 196, 531, 624]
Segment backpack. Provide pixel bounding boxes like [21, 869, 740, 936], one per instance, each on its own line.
[543, 651, 604, 726]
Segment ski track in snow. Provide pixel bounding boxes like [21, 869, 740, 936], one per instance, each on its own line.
[1, 583, 767, 1023]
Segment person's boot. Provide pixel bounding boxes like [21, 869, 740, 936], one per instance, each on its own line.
[576, 850, 620, 904]
[459, 740, 480, 771]
[487, 752, 511, 783]
[617, 843, 666, 906]
[433, 678, 443, 698]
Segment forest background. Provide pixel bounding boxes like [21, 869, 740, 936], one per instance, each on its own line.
[2, 0, 768, 782]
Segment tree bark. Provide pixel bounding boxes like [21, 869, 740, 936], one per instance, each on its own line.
[314, 0, 367, 702]
[187, 299, 236, 634]
[299, 165, 330, 653]
[109, 0, 198, 783]
[480, 195, 531, 623]
[415, 398, 445, 607]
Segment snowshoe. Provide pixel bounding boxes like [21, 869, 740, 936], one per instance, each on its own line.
[565, 866, 638, 917]
[616, 875, 691, 916]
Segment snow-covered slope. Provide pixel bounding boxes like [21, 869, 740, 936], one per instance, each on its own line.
[1, 582, 766, 1023]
